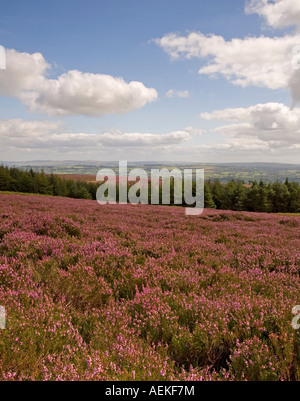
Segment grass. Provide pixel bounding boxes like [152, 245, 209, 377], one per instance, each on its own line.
[0, 191, 51, 197]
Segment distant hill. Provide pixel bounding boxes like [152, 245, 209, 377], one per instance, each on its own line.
[2, 161, 300, 183]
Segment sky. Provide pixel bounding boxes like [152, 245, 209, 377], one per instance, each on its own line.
[0, 0, 300, 163]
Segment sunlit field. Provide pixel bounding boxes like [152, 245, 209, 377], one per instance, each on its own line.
[0, 194, 299, 381]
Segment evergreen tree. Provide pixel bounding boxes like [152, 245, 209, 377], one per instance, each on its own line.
[221, 180, 236, 210]
[204, 183, 216, 209]
[269, 182, 290, 213]
[232, 181, 247, 211]
[211, 179, 225, 209]
[35, 171, 53, 195]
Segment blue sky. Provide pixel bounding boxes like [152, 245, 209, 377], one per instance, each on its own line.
[0, 0, 299, 163]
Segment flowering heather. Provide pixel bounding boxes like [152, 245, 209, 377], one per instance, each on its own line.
[0, 194, 299, 381]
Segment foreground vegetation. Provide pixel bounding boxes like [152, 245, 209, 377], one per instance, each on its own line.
[1, 165, 300, 213]
[0, 194, 299, 381]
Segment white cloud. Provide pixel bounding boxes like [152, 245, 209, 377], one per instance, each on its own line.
[1, 117, 298, 163]
[0, 49, 158, 116]
[245, 0, 300, 29]
[166, 89, 190, 98]
[0, 50, 49, 96]
[0, 119, 191, 156]
[154, 32, 300, 90]
[201, 103, 300, 150]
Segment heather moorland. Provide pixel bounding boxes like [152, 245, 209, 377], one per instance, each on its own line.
[0, 194, 299, 381]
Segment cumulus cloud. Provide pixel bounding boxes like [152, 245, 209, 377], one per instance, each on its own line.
[154, 32, 300, 90]
[0, 49, 158, 116]
[201, 103, 300, 150]
[154, 24, 300, 107]
[180, 102, 300, 162]
[0, 119, 191, 156]
[245, 0, 300, 29]
[0, 50, 49, 96]
[166, 89, 190, 98]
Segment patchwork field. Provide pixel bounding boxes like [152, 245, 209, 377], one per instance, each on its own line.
[54, 174, 97, 183]
[0, 194, 299, 381]
[9, 161, 300, 183]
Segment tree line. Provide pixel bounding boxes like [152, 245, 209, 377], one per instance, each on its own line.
[204, 180, 300, 213]
[0, 166, 97, 200]
[0, 165, 300, 213]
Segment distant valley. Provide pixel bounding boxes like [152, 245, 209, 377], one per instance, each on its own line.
[3, 161, 300, 183]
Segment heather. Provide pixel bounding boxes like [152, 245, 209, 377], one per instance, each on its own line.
[0, 194, 299, 381]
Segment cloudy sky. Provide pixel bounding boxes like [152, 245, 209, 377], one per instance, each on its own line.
[0, 0, 300, 163]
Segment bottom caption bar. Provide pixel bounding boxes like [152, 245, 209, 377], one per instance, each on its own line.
[102, 383, 197, 397]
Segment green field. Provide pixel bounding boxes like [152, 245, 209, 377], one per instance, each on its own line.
[3, 161, 300, 183]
